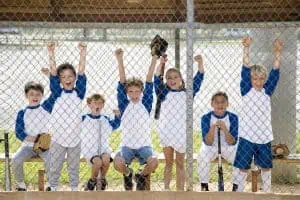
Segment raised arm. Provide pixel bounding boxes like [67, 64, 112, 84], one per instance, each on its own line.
[242, 36, 252, 67]
[272, 39, 284, 69]
[146, 55, 158, 82]
[47, 42, 57, 75]
[194, 54, 204, 73]
[115, 48, 126, 83]
[78, 42, 87, 75]
[193, 55, 204, 96]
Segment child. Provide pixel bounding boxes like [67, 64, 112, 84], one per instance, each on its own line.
[198, 91, 239, 191]
[113, 48, 158, 191]
[81, 94, 121, 191]
[12, 81, 55, 191]
[47, 42, 87, 191]
[233, 36, 284, 192]
[154, 55, 204, 191]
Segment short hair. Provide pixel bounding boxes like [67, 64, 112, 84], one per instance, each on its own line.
[125, 77, 144, 92]
[57, 63, 76, 77]
[211, 91, 228, 102]
[24, 81, 44, 95]
[165, 68, 185, 90]
[87, 94, 105, 104]
[250, 65, 267, 77]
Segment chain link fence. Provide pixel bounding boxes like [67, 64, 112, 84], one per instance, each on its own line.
[0, 0, 299, 193]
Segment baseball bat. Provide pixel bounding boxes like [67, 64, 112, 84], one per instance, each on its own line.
[154, 61, 166, 120]
[217, 128, 224, 191]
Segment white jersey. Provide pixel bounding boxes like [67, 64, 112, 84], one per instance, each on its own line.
[81, 114, 112, 158]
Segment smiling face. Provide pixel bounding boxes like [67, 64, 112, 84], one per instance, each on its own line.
[251, 72, 266, 91]
[211, 95, 228, 116]
[59, 69, 76, 90]
[166, 69, 183, 90]
[88, 99, 104, 116]
[127, 86, 142, 104]
[26, 89, 43, 107]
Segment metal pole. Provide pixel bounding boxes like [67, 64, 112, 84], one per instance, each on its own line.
[186, 0, 194, 192]
[3, 132, 11, 191]
[175, 28, 180, 69]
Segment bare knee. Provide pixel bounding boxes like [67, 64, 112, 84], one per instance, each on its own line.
[114, 156, 125, 171]
[101, 154, 111, 167]
[147, 156, 158, 170]
[92, 157, 102, 168]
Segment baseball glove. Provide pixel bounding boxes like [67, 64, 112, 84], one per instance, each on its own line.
[33, 133, 51, 153]
[272, 144, 289, 159]
[150, 35, 168, 57]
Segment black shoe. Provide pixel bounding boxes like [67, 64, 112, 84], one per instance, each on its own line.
[16, 187, 26, 191]
[201, 183, 209, 191]
[123, 168, 133, 191]
[232, 183, 238, 192]
[87, 178, 97, 191]
[45, 186, 51, 191]
[97, 178, 107, 191]
[135, 171, 147, 191]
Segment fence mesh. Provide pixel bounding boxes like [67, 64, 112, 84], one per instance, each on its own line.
[0, 0, 299, 193]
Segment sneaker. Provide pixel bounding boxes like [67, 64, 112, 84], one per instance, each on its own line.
[86, 178, 97, 191]
[232, 183, 238, 192]
[201, 183, 209, 191]
[134, 171, 146, 191]
[45, 186, 51, 191]
[123, 168, 133, 191]
[16, 187, 26, 191]
[96, 177, 108, 191]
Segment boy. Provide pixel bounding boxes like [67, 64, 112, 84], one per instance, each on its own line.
[198, 91, 239, 191]
[233, 36, 284, 192]
[81, 94, 121, 191]
[13, 81, 56, 191]
[47, 42, 87, 191]
[113, 48, 158, 191]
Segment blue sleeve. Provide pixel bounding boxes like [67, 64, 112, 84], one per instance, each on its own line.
[229, 113, 239, 145]
[117, 82, 129, 115]
[193, 72, 204, 97]
[264, 68, 280, 96]
[154, 75, 168, 101]
[82, 115, 87, 122]
[108, 115, 121, 130]
[15, 110, 28, 141]
[240, 65, 252, 96]
[201, 113, 212, 146]
[50, 75, 62, 97]
[142, 82, 154, 114]
[75, 74, 87, 100]
[41, 93, 58, 113]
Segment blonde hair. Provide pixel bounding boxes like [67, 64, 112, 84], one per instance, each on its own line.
[250, 65, 267, 77]
[165, 68, 185, 90]
[87, 94, 105, 104]
[125, 77, 144, 92]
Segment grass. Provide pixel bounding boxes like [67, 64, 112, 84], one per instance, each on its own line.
[0, 130, 299, 188]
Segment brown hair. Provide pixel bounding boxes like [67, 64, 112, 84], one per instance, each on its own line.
[87, 94, 105, 104]
[24, 81, 44, 95]
[250, 65, 267, 77]
[125, 77, 144, 92]
[211, 91, 228, 102]
[57, 63, 76, 77]
[165, 68, 185, 90]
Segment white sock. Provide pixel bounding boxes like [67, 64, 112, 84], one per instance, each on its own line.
[231, 167, 239, 185]
[16, 182, 26, 189]
[236, 171, 247, 192]
[261, 170, 271, 193]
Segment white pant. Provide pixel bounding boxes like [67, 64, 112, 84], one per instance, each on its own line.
[198, 144, 238, 184]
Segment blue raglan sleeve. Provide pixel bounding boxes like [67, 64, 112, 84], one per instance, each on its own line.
[142, 82, 154, 114]
[75, 74, 87, 100]
[50, 75, 62, 97]
[193, 71, 204, 97]
[201, 113, 212, 146]
[15, 110, 28, 141]
[154, 75, 168, 101]
[264, 68, 280, 96]
[228, 113, 239, 145]
[41, 93, 59, 113]
[108, 115, 121, 130]
[240, 65, 252, 96]
[117, 82, 129, 115]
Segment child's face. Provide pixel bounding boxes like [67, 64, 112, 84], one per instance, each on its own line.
[166, 71, 183, 90]
[26, 89, 43, 107]
[211, 95, 228, 116]
[127, 86, 142, 104]
[59, 69, 76, 90]
[88, 99, 104, 115]
[251, 72, 266, 91]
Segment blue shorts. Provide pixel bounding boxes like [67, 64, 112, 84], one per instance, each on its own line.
[116, 146, 153, 165]
[234, 137, 272, 169]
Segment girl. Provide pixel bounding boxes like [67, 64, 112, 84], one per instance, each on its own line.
[154, 55, 204, 190]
